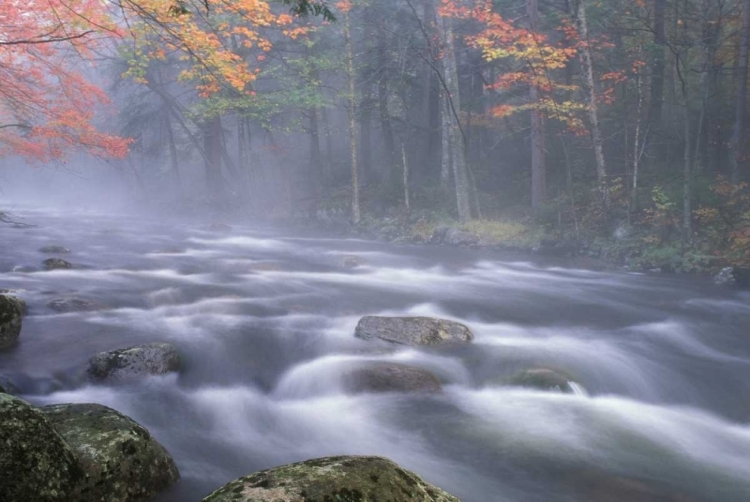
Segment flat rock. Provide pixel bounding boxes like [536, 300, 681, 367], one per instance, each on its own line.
[87, 342, 181, 382]
[39, 245, 71, 254]
[201, 455, 461, 502]
[346, 363, 441, 394]
[47, 296, 102, 313]
[0, 295, 24, 349]
[355, 316, 474, 346]
[43, 403, 179, 502]
[43, 258, 73, 270]
[0, 394, 84, 501]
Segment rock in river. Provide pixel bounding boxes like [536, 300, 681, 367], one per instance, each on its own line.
[346, 363, 442, 394]
[0, 294, 24, 349]
[47, 296, 102, 313]
[0, 394, 84, 502]
[43, 403, 180, 502]
[355, 316, 474, 346]
[39, 245, 71, 254]
[43, 257, 73, 270]
[507, 368, 580, 394]
[87, 342, 181, 382]
[201, 455, 462, 502]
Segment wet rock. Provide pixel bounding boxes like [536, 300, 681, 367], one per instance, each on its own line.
[39, 245, 71, 254]
[201, 455, 461, 502]
[43, 257, 73, 270]
[47, 296, 102, 313]
[2, 293, 27, 316]
[42, 403, 179, 502]
[87, 342, 181, 382]
[443, 228, 479, 247]
[0, 374, 19, 395]
[507, 368, 579, 394]
[355, 316, 474, 346]
[714, 267, 736, 286]
[340, 255, 364, 269]
[0, 394, 84, 501]
[0, 295, 24, 349]
[346, 363, 441, 394]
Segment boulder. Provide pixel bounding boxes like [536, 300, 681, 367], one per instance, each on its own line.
[0, 295, 24, 349]
[430, 225, 450, 244]
[47, 296, 102, 313]
[43, 258, 73, 270]
[0, 394, 84, 501]
[39, 245, 71, 254]
[87, 342, 181, 382]
[714, 267, 736, 286]
[507, 368, 579, 394]
[0, 374, 19, 395]
[346, 363, 441, 394]
[42, 403, 180, 502]
[3, 294, 27, 316]
[443, 228, 479, 247]
[355, 316, 474, 346]
[201, 456, 461, 502]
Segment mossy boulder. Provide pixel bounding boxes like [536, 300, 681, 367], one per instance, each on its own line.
[355, 316, 473, 346]
[345, 363, 441, 394]
[201, 456, 461, 502]
[43, 258, 73, 270]
[507, 368, 579, 394]
[87, 343, 181, 382]
[39, 245, 71, 254]
[0, 295, 24, 349]
[0, 394, 84, 501]
[42, 403, 179, 502]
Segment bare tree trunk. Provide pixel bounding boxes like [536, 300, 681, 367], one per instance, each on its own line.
[571, 0, 608, 205]
[631, 66, 645, 216]
[378, 25, 397, 184]
[528, 0, 546, 211]
[359, 84, 374, 183]
[440, 90, 452, 190]
[402, 142, 410, 209]
[344, 8, 360, 224]
[731, 0, 750, 183]
[648, 0, 667, 131]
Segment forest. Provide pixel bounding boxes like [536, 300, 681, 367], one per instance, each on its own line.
[3, 0, 750, 272]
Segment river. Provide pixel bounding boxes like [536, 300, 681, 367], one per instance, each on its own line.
[2, 207, 750, 501]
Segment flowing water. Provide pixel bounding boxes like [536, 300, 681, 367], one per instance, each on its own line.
[2, 208, 750, 501]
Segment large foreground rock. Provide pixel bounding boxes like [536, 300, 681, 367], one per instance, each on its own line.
[0, 295, 24, 349]
[43, 403, 179, 502]
[346, 363, 441, 394]
[87, 343, 181, 382]
[0, 394, 84, 501]
[201, 456, 461, 502]
[355, 316, 473, 346]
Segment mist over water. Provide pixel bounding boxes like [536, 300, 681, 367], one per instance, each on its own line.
[0, 205, 749, 501]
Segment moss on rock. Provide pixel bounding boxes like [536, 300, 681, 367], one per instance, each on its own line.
[201, 456, 461, 502]
[42, 403, 180, 502]
[0, 295, 24, 349]
[355, 316, 473, 346]
[86, 342, 181, 382]
[0, 394, 84, 501]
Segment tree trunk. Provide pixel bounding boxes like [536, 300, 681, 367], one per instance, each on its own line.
[438, 14, 472, 222]
[204, 115, 223, 200]
[528, 0, 546, 211]
[377, 24, 397, 184]
[731, 0, 750, 183]
[571, 0, 608, 205]
[648, 0, 667, 131]
[164, 108, 182, 194]
[343, 8, 360, 224]
[360, 83, 374, 183]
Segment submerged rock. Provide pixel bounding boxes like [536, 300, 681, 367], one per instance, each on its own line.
[39, 245, 71, 254]
[201, 455, 461, 502]
[0, 394, 84, 501]
[346, 363, 442, 394]
[507, 368, 579, 394]
[355, 316, 474, 346]
[87, 342, 181, 382]
[43, 257, 73, 270]
[0, 295, 24, 349]
[47, 296, 102, 313]
[43, 403, 179, 502]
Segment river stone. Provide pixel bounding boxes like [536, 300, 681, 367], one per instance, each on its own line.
[47, 296, 102, 313]
[43, 257, 73, 270]
[346, 363, 441, 394]
[507, 368, 577, 394]
[201, 455, 461, 502]
[42, 403, 180, 502]
[87, 342, 181, 382]
[0, 394, 84, 501]
[39, 245, 71, 254]
[0, 295, 24, 349]
[355, 316, 474, 346]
